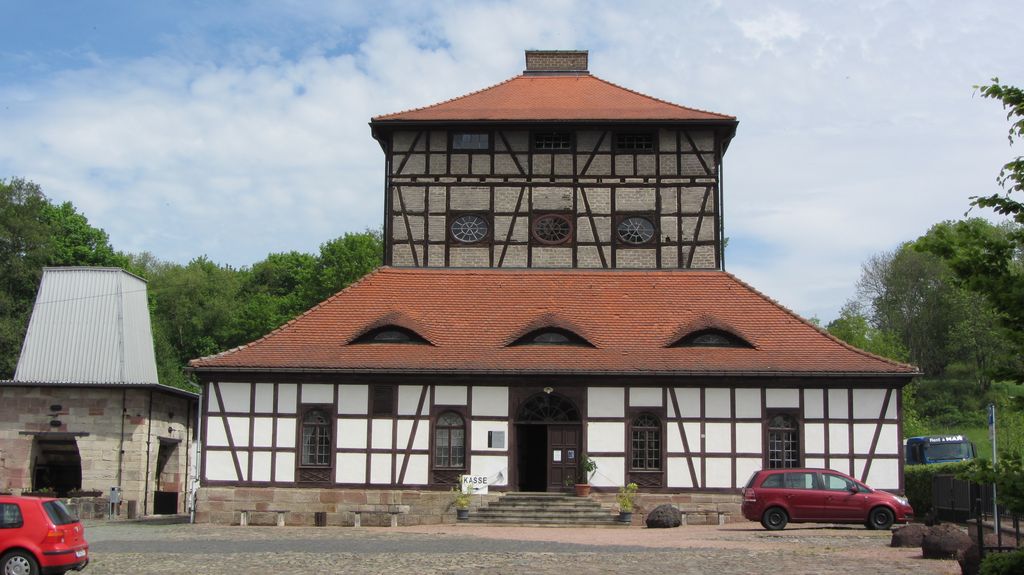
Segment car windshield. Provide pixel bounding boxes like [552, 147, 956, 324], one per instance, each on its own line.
[925, 442, 972, 461]
[42, 500, 78, 525]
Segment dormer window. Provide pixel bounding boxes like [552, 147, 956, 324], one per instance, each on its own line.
[670, 328, 751, 348]
[511, 328, 594, 347]
[351, 326, 429, 345]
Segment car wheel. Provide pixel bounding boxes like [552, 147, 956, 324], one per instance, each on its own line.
[761, 507, 788, 531]
[1, 550, 40, 575]
[867, 506, 894, 530]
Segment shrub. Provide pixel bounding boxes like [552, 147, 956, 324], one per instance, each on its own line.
[980, 549, 1024, 575]
[904, 461, 971, 516]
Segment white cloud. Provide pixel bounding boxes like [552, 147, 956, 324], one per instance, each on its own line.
[0, 0, 1021, 324]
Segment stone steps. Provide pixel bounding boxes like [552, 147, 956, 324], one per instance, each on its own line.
[465, 492, 625, 527]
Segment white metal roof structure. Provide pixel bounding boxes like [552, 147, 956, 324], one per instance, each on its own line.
[13, 267, 160, 385]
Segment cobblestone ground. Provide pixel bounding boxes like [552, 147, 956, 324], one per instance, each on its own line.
[81, 520, 960, 575]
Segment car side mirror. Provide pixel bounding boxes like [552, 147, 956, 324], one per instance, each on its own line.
[848, 485, 859, 493]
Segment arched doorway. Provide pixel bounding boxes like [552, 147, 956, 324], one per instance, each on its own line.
[515, 394, 581, 492]
[30, 435, 82, 497]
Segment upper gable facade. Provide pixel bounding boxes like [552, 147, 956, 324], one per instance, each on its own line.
[370, 51, 737, 270]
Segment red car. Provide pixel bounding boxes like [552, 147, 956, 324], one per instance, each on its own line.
[741, 468, 913, 530]
[0, 496, 88, 574]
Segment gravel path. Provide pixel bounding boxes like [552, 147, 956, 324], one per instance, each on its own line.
[80, 520, 960, 574]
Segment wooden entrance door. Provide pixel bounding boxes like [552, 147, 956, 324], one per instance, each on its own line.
[547, 425, 580, 491]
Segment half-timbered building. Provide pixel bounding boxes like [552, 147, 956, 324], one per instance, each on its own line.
[189, 51, 917, 525]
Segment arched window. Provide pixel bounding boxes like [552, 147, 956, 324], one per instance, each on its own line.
[510, 328, 594, 347]
[301, 409, 331, 467]
[669, 328, 752, 348]
[434, 412, 466, 469]
[767, 413, 799, 469]
[630, 413, 662, 470]
[351, 325, 429, 345]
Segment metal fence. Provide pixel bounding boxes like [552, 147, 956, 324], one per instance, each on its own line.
[932, 474, 1021, 558]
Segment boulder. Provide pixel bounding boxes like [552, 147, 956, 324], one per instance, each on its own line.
[957, 533, 1001, 575]
[891, 524, 929, 547]
[645, 504, 682, 528]
[921, 524, 972, 559]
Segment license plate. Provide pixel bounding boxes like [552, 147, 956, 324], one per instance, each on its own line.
[75, 550, 86, 558]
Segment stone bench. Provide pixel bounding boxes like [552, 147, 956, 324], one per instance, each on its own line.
[350, 504, 410, 527]
[239, 509, 288, 527]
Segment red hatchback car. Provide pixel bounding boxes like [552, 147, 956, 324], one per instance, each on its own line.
[0, 496, 88, 575]
[742, 468, 913, 530]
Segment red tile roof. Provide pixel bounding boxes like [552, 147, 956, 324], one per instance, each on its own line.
[372, 74, 735, 122]
[190, 268, 917, 378]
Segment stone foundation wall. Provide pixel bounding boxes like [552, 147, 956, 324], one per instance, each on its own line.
[591, 491, 744, 525]
[196, 486, 501, 526]
[196, 486, 741, 527]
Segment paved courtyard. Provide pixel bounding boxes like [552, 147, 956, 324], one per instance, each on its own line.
[82, 520, 959, 574]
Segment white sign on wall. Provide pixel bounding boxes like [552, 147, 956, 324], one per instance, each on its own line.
[461, 474, 489, 495]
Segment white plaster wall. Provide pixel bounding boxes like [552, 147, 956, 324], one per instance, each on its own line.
[275, 417, 295, 448]
[735, 422, 761, 453]
[865, 458, 900, 489]
[338, 419, 368, 449]
[219, 382, 251, 411]
[590, 456, 624, 487]
[208, 387, 221, 412]
[251, 452, 271, 482]
[674, 388, 700, 417]
[251, 417, 273, 447]
[829, 459, 852, 475]
[254, 384, 274, 413]
[828, 388, 849, 418]
[704, 422, 731, 453]
[369, 453, 391, 484]
[471, 421, 509, 452]
[205, 451, 237, 481]
[736, 458, 762, 487]
[587, 422, 625, 453]
[403, 454, 429, 485]
[853, 423, 877, 453]
[667, 457, 700, 488]
[735, 388, 760, 418]
[667, 423, 683, 452]
[829, 423, 850, 453]
[336, 453, 366, 484]
[885, 394, 897, 419]
[338, 385, 368, 415]
[274, 452, 295, 482]
[470, 455, 509, 485]
[854, 458, 867, 481]
[765, 388, 799, 408]
[629, 387, 662, 407]
[805, 457, 825, 469]
[206, 417, 228, 447]
[371, 419, 393, 449]
[704, 388, 731, 418]
[236, 452, 249, 481]
[398, 385, 424, 415]
[877, 424, 899, 454]
[803, 389, 824, 419]
[472, 387, 508, 417]
[435, 385, 468, 406]
[853, 389, 887, 419]
[227, 417, 250, 448]
[804, 423, 825, 454]
[704, 457, 732, 488]
[301, 383, 333, 405]
[278, 384, 297, 414]
[588, 387, 624, 417]
[396, 419, 429, 451]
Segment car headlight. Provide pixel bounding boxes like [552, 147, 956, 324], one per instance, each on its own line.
[894, 496, 909, 506]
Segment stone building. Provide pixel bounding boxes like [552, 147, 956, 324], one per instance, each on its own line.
[0, 267, 198, 517]
[189, 51, 917, 525]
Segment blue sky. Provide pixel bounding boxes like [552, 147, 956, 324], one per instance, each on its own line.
[1, 1, 1021, 322]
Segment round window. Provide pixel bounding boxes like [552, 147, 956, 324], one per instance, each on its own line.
[450, 214, 489, 243]
[531, 214, 573, 245]
[617, 216, 655, 244]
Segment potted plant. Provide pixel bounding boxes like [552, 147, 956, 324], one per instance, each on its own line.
[574, 454, 598, 497]
[616, 482, 638, 523]
[451, 485, 471, 520]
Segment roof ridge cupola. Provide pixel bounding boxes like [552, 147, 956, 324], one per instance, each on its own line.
[523, 49, 589, 75]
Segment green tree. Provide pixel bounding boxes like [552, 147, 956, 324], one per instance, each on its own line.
[0, 178, 52, 377]
[41, 201, 129, 269]
[971, 79, 1024, 224]
[826, 302, 909, 362]
[308, 230, 383, 303]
